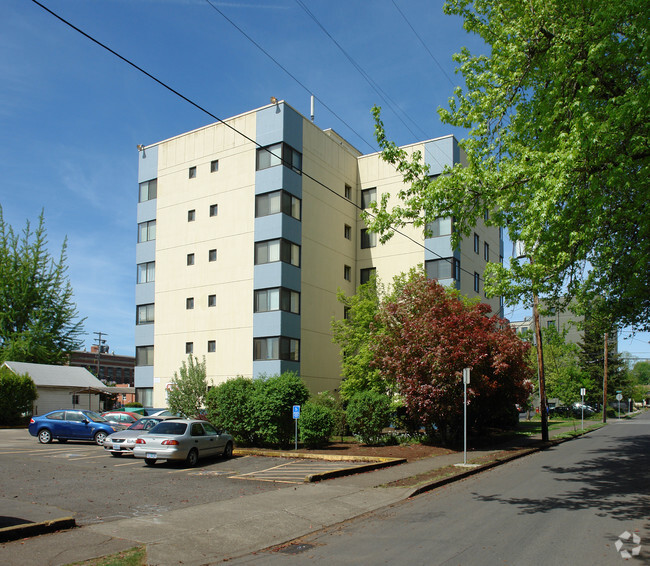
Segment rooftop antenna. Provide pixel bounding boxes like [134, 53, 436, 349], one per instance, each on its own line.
[310, 94, 315, 122]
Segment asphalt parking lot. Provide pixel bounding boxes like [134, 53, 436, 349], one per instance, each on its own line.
[0, 429, 348, 527]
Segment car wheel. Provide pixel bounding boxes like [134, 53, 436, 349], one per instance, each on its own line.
[223, 441, 233, 459]
[110, 452, 123, 457]
[94, 431, 108, 446]
[38, 429, 52, 444]
[186, 448, 199, 467]
[145, 458, 156, 466]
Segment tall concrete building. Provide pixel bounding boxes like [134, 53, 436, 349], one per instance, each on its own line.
[135, 101, 502, 407]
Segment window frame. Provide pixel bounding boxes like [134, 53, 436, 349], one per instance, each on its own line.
[254, 238, 300, 267]
[253, 336, 300, 362]
[188, 209, 196, 222]
[209, 204, 218, 217]
[254, 287, 300, 314]
[255, 190, 301, 221]
[137, 220, 156, 243]
[186, 297, 194, 310]
[136, 345, 154, 366]
[138, 178, 157, 203]
[344, 265, 351, 281]
[208, 294, 216, 307]
[208, 249, 217, 262]
[210, 160, 219, 173]
[361, 187, 377, 209]
[187, 253, 195, 266]
[137, 261, 155, 284]
[189, 166, 197, 179]
[360, 228, 377, 249]
[474, 233, 480, 254]
[136, 303, 155, 325]
[256, 142, 302, 174]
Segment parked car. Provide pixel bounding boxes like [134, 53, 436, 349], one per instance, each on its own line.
[133, 419, 233, 467]
[103, 416, 170, 457]
[28, 410, 120, 445]
[147, 410, 180, 418]
[101, 411, 142, 427]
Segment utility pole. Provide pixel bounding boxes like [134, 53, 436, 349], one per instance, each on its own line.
[93, 331, 108, 382]
[532, 294, 549, 442]
[602, 332, 608, 423]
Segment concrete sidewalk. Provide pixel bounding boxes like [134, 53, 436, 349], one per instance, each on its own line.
[0, 423, 596, 566]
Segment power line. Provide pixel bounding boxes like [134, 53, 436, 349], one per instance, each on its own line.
[30, 0, 492, 286]
[202, 0, 377, 153]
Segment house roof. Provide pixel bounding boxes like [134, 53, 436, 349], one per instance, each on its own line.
[2, 361, 107, 390]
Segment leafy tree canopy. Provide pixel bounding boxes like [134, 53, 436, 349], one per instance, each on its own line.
[630, 361, 650, 385]
[167, 355, 209, 418]
[372, 274, 533, 443]
[0, 366, 38, 425]
[368, 0, 649, 331]
[0, 207, 85, 364]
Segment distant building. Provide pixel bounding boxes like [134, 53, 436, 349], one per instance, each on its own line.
[69, 346, 135, 386]
[510, 306, 584, 345]
[135, 100, 503, 407]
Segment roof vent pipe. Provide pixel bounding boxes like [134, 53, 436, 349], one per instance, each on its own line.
[310, 95, 315, 122]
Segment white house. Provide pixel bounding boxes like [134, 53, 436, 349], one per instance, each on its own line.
[2, 361, 112, 415]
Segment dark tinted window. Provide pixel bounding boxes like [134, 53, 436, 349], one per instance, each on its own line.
[149, 422, 187, 435]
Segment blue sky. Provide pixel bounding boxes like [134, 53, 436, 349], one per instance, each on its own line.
[1, 0, 648, 363]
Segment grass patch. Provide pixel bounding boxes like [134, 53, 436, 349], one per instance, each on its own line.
[65, 546, 146, 566]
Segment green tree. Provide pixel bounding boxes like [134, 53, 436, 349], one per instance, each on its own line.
[367, 0, 649, 331]
[0, 208, 85, 364]
[630, 361, 650, 385]
[0, 366, 38, 425]
[299, 402, 335, 448]
[167, 356, 209, 418]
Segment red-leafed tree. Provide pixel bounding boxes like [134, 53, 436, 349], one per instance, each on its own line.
[373, 275, 533, 444]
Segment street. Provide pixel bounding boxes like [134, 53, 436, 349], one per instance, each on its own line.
[230, 413, 650, 565]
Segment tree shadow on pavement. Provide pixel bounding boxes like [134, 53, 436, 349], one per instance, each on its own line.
[472, 432, 650, 522]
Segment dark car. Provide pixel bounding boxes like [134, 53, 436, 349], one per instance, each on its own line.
[28, 410, 120, 445]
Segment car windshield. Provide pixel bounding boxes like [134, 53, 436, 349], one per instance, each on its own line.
[149, 422, 187, 435]
[129, 420, 149, 430]
[85, 411, 108, 423]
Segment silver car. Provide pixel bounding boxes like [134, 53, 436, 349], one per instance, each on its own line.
[103, 417, 169, 457]
[133, 419, 234, 467]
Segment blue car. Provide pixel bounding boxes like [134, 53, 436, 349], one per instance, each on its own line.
[28, 410, 120, 445]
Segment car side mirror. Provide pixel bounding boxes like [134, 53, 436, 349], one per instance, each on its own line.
[82, 419, 89, 424]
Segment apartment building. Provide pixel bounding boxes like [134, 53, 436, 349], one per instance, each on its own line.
[135, 101, 502, 407]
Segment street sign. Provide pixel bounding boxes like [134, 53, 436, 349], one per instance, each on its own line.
[616, 393, 623, 401]
[293, 405, 300, 419]
[580, 388, 586, 396]
[463, 367, 471, 385]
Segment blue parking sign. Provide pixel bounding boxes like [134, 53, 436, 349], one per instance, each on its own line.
[293, 405, 300, 419]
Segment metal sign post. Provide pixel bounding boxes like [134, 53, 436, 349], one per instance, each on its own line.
[580, 388, 586, 430]
[293, 405, 300, 450]
[462, 368, 471, 465]
[616, 393, 622, 420]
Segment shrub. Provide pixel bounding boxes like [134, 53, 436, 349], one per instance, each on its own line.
[125, 401, 143, 408]
[205, 376, 258, 445]
[252, 372, 309, 447]
[345, 390, 391, 445]
[0, 367, 37, 425]
[310, 390, 346, 439]
[299, 402, 335, 448]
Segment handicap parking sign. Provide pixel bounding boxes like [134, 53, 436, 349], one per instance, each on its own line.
[293, 405, 300, 419]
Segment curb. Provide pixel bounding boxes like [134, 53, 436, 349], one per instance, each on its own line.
[0, 517, 76, 543]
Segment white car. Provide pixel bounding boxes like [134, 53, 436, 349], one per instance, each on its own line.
[103, 417, 170, 456]
[133, 419, 234, 467]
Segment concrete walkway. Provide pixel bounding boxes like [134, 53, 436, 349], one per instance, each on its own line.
[0, 423, 597, 566]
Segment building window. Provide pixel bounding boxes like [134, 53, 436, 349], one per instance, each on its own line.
[474, 233, 480, 254]
[210, 204, 218, 217]
[138, 178, 157, 202]
[136, 303, 154, 325]
[256, 142, 302, 174]
[500, 255, 504, 265]
[186, 342, 193, 354]
[210, 160, 219, 172]
[208, 294, 216, 307]
[208, 249, 217, 262]
[360, 229, 377, 249]
[189, 166, 196, 179]
[484, 242, 490, 262]
[207, 340, 216, 353]
[253, 337, 300, 361]
[188, 209, 196, 222]
[71, 394, 79, 405]
[426, 217, 453, 238]
[137, 261, 155, 283]
[547, 320, 556, 329]
[136, 346, 154, 366]
[186, 297, 194, 310]
[426, 258, 460, 282]
[187, 253, 195, 266]
[484, 209, 489, 221]
[255, 190, 301, 220]
[344, 224, 351, 240]
[254, 239, 300, 267]
[361, 187, 377, 209]
[344, 265, 351, 281]
[474, 272, 480, 293]
[343, 306, 350, 320]
[360, 267, 376, 285]
[344, 184, 352, 200]
[137, 220, 156, 243]
[254, 288, 300, 314]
